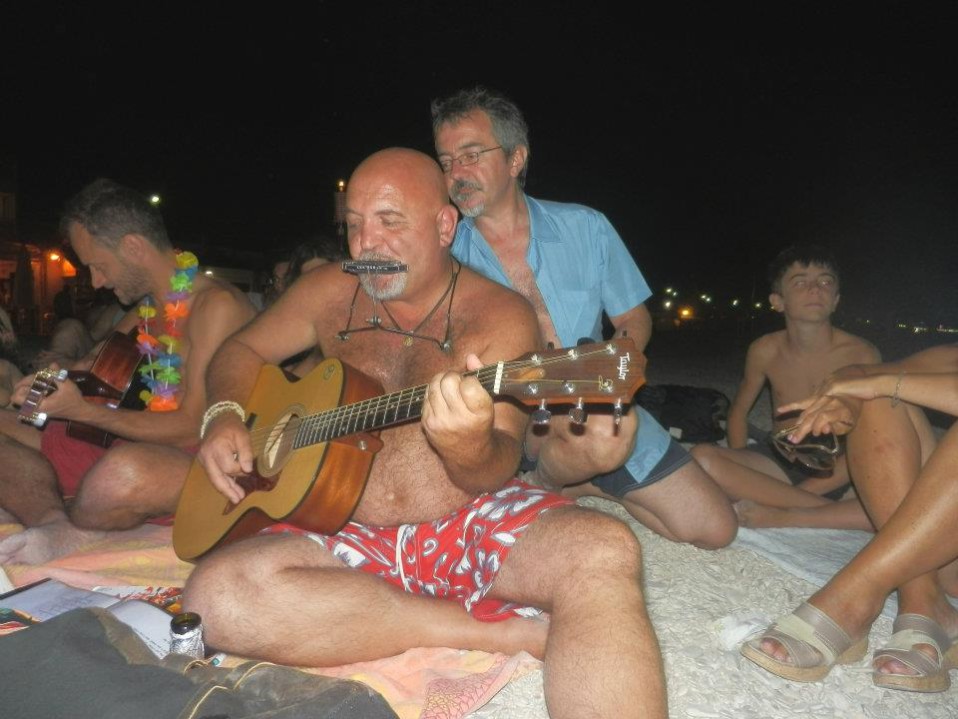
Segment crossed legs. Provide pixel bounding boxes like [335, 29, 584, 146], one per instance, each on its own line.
[0, 410, 191, 563]
[184, 506, 666, 719]
[748, 398, 958, 683]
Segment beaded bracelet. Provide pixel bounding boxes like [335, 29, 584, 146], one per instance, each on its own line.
[200, 401, 246, 439]
[890, 372, 905, 408]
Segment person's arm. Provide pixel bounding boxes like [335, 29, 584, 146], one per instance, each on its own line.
[726, 339, 771, 448]
[197, 271, 331, 503]
[778, 343, 958, 441]
[421, 299, 539, 494]
[607, 304, 652, 353]
[12, 288, 256, 447]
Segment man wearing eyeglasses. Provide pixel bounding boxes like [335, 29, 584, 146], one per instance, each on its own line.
[431, 86, 737, 550]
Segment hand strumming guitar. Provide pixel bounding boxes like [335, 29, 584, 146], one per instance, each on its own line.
[196, 411, 255, 506]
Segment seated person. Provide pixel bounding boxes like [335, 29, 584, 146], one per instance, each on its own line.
[31, 288, 95, 371]
[0, 178, 256, 565]
[691, 245, 879, 531]
[286, 233, 343, 281]
[741, 343, 957, 692]
[0, 358, 22, 409]
[84, 287, 129, 343]
[0, 305, 23, 408]
[432, 86, 736, 550]
[183, 148, 666, 719]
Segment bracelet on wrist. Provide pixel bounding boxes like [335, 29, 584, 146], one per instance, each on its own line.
[890, 372, 905, 408]
[200, 401, 246, 439]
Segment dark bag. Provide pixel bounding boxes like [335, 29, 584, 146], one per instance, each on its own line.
[0, 607, 398, 719]
[636, 384, 731, 442]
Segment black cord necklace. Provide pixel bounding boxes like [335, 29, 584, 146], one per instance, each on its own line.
[337, 260, 460, 352]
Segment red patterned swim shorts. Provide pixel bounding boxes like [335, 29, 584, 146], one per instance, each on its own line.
[262, 478, 572, 621]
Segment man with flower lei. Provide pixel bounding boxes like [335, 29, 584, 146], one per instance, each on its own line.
[0, 178, 256, 564]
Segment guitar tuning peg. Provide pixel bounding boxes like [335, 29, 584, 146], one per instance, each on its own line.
[531, 399, 552, 426]
[613, 399, 624, 426]
[546, 342, 555, 350]
[568, 399, 586, 425]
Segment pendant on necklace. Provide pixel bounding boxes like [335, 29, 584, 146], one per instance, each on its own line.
[403, 336, 414, 347]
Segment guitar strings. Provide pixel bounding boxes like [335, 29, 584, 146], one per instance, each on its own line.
[239, 345, 626, 455]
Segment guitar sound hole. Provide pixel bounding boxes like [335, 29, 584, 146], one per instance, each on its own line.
[255, 410, 304, 478]
[234, 473, 277, 496]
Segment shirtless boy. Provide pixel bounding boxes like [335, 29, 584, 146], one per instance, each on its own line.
[184, 148, 666, 719]
[0, 178, 256, 564]
[691, 245, 879, 529]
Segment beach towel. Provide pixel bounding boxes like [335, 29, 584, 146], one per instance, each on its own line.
[0, 520, 540, 719]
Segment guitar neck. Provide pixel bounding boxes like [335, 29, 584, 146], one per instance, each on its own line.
[295, 368, 490, 447]
[293, 339, 642, 449]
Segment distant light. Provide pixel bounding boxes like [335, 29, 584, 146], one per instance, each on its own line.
[663, 300, 672, 309]
[337, 179, 346, 191]
[679, 307, 693, 319]
[754, 302, 762, 309]
[664, 286, 673, 295]
[48, 251, 61, 261]
[150, 195, 161, 205]
[731, 299, 739, 307]
[204, 270, 214, 276]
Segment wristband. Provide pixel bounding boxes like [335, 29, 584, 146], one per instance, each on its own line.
[200, 401, 246, 439]
[890, 372, 905, 408]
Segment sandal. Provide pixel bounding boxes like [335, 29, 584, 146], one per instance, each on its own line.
[872, 614, 958, 692]
[740, 602, 868, 682]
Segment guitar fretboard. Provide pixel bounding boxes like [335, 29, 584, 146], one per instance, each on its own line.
[293, 368, 495, 448]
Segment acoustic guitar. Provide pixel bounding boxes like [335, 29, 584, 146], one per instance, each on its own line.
[17, 330, 146, 447]
[172, 338, 646, 561]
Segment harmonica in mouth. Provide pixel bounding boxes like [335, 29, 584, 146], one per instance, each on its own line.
[341, 260, 408, 274]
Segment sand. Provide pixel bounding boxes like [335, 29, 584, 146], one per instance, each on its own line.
[473, 326, 958, 719]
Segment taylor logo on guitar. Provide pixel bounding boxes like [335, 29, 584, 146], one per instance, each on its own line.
[173, 338, 646, 561]
[17, 330, 146, 447]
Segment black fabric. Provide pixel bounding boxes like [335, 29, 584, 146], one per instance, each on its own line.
[0, 607, 398, 719]
[636, 384, 731, 443]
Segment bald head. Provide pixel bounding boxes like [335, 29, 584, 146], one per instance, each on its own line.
[348, 148, 447, 215]
[344, 148, 459, 300]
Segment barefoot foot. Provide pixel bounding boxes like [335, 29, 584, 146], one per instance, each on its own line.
[0, 520, 108, 564]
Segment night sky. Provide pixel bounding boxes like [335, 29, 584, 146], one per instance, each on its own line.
[4, 3, 957, 326]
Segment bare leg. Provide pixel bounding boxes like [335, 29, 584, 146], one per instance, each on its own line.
[0, 437, 109, 564]
[186, 507, 667, 719]
[184, 533, 549, 664]
[755, 401, 958, 676]
[563, 458, 738, 549]
[70, 442, 193, 529]
[691, 443, 831, 508]
[492, 506, 666, 718]
[735, 497, 874, 531]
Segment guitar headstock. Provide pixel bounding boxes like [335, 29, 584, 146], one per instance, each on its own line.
[17, 367, 68, 428]
[486, 338, 646, 407]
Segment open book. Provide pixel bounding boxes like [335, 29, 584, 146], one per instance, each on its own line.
[0, 578, 180, 659]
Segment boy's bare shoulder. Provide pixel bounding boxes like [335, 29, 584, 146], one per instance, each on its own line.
[833, 328, 882, 362]
[748, 330, 786, 361]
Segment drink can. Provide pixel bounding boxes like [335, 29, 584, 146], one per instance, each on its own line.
[169, 611, 205, 659]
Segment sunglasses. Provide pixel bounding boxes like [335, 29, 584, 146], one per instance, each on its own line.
[771, 425, 841, 471]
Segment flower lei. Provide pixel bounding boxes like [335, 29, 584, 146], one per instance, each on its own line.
[136, 251, 199, 411]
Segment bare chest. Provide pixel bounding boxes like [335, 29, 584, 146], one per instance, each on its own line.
[496, 253, 559, 348]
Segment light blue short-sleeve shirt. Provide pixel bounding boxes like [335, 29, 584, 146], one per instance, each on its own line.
[452, 195, 673, 484]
